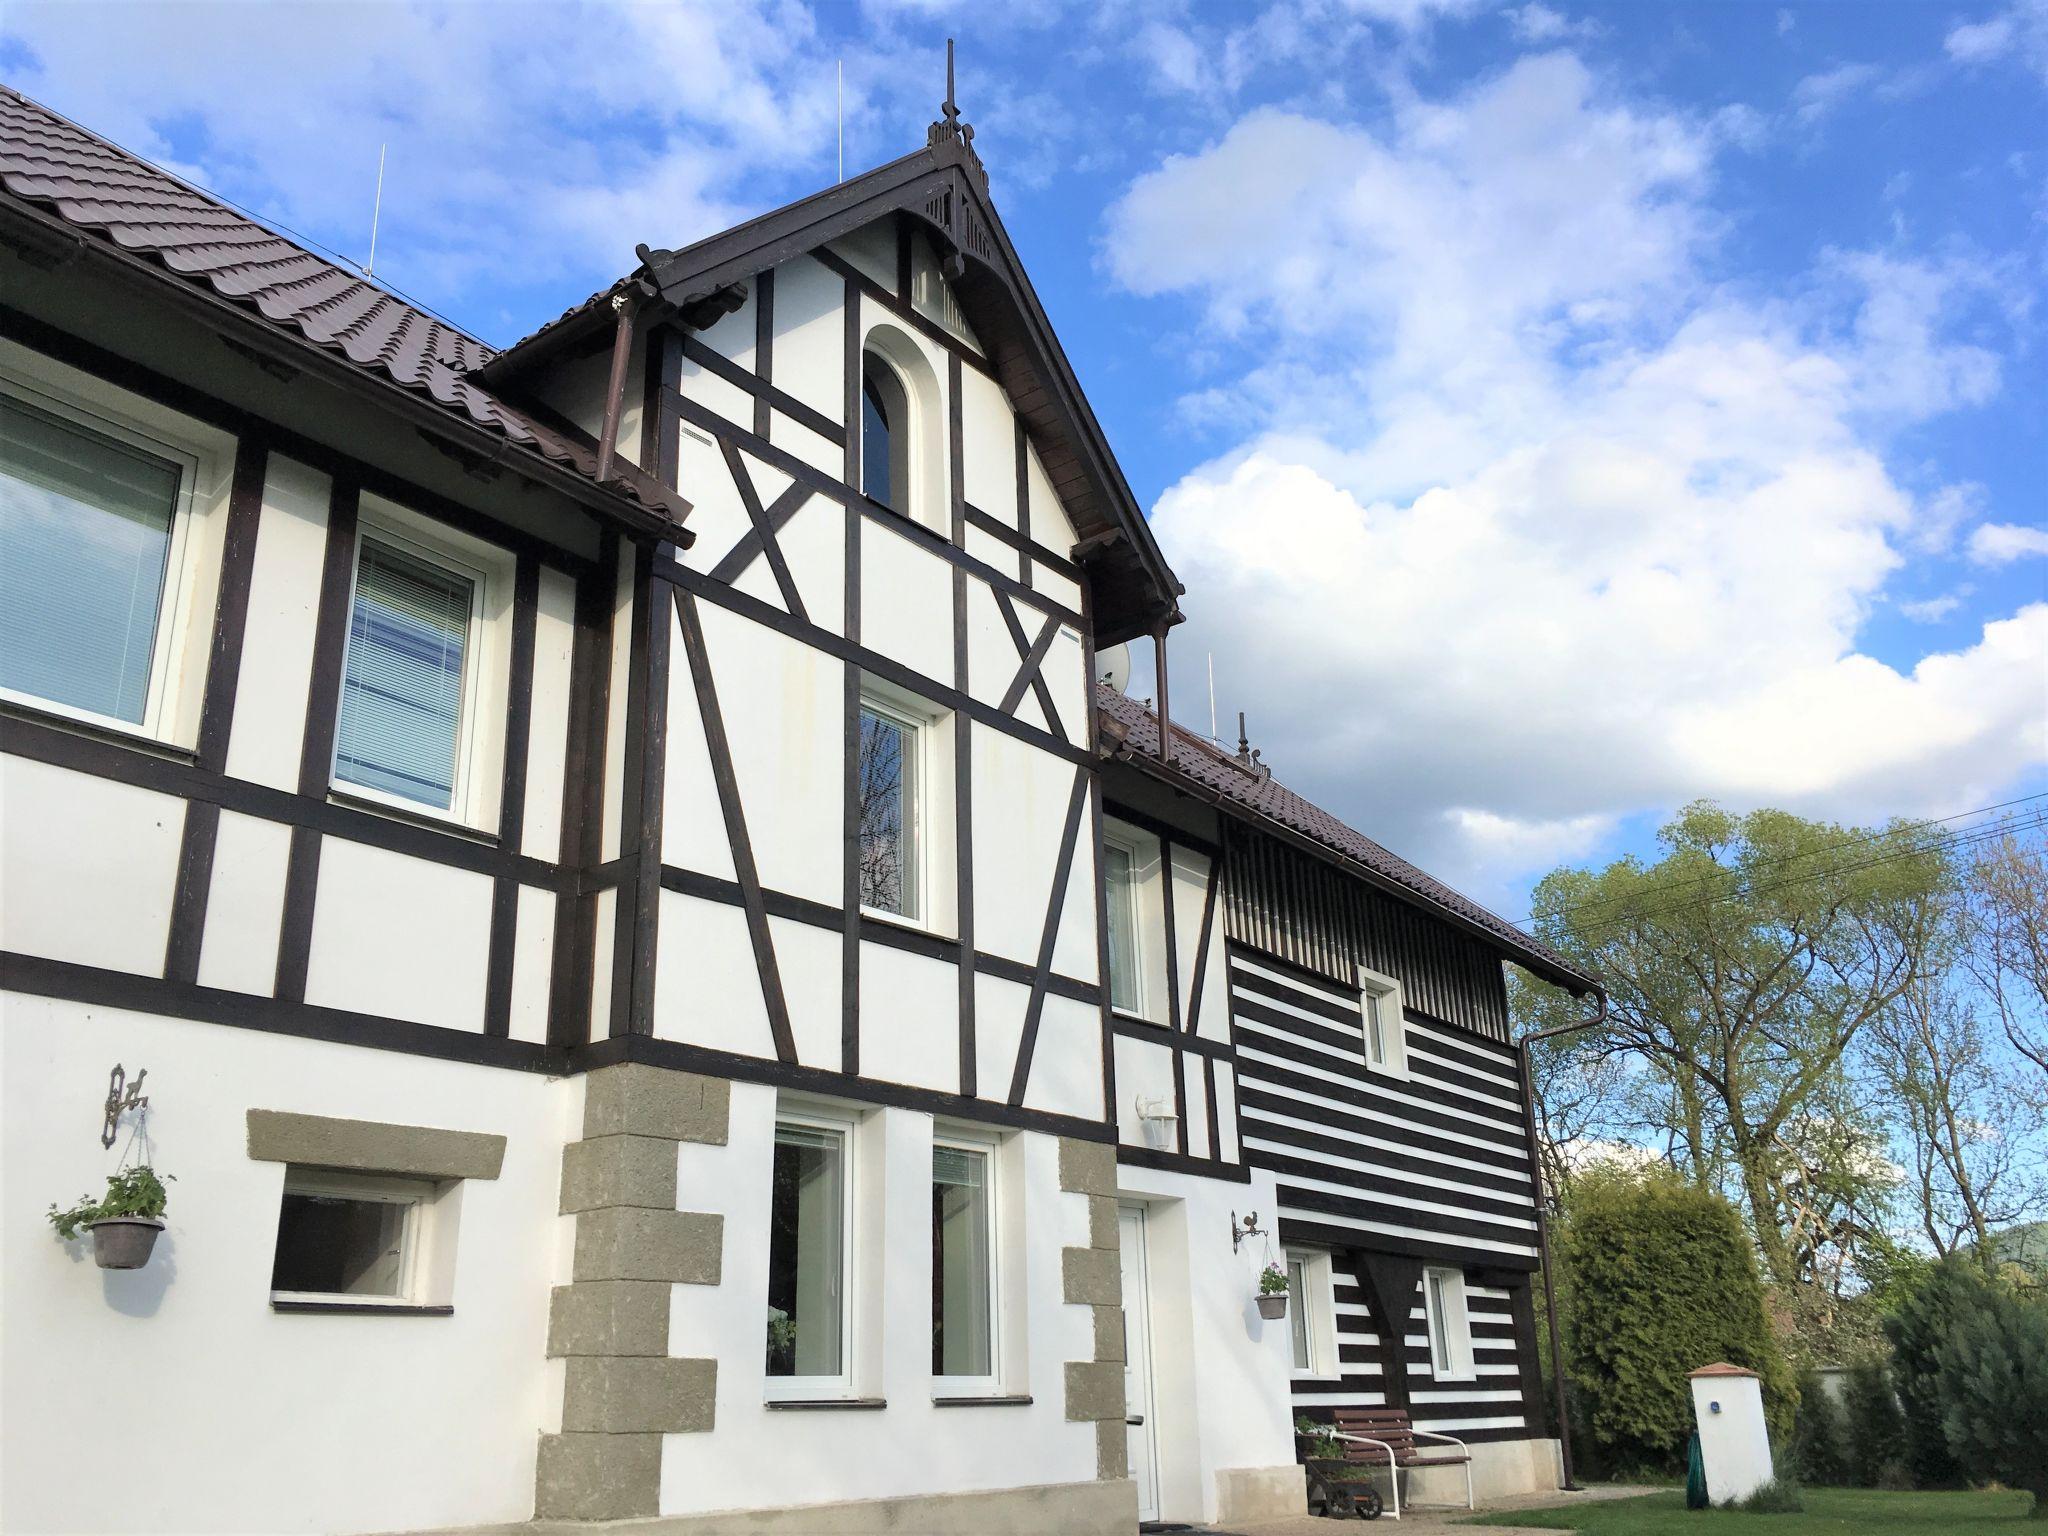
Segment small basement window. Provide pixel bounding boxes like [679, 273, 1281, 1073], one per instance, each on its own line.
[270, 1168, 444, 1308]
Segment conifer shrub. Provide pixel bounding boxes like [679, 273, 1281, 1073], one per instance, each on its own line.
[1884, 1258, 1976, 1489]
[1788, 1370, 1849, 1486]
[1841, 1357, 1907, 1487]
[1556, 1167, 1793, 1476]
[1930, 1272, 2048, 1520]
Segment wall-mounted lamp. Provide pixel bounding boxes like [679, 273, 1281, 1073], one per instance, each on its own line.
[1135, 1095, 1178, 1152]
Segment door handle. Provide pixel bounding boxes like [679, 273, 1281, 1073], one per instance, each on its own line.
[1126, 1415, 1145, 1425]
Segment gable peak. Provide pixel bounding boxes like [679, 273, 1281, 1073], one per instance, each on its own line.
[925, 38, 987, 189]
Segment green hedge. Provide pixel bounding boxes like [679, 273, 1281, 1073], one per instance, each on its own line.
[1557, 1170, 1793, 1476]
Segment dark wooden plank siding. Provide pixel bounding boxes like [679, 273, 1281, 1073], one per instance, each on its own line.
[1223, 822, 1511, 1042]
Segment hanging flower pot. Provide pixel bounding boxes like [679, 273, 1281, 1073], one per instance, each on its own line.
[49, 1165, 173, 1273]
[1257, 1260, 1289, 1319]
[85, 1216, 165, 1270]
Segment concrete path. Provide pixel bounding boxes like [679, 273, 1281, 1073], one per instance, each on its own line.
[1202, 1482, 1662, 1536]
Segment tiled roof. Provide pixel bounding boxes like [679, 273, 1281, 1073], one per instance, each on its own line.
[0, 86, 675, 524]
[1097, 686, 1596, 991]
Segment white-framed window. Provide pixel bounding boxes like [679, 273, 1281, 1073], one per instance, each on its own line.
[1423, 1266, 1476, 1381]
[857, 685, 934, 923]
[932, 1126, 1001, 1392]
[1358, 965, 1409, 1078]
[1286, 1248, 1340, 1378]
[0, 361, 226, 744]
[1103, 829, 1145, 1016]
[269, 1168, 441, 1307]
[765, 1105, 857, 1399]
[857, 325, 944, 534]
[331, 499, 512, 829]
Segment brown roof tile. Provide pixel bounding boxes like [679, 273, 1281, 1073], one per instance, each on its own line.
[0, 85, 677, 526]
[1098, 685, 1595, 991]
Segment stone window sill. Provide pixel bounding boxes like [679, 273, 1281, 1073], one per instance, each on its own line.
[765, 1397, 887, 1411]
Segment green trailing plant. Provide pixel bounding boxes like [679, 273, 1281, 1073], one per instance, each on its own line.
[1556, 1165, 1793, 1477]
[46, 1165, 172, 1241]
[1260, 1262, 1289, 1296]
[1294, 1414, 1344, 1460]
[1788, 1371, 1849, 1486]
[1841, 1357, 1907, 1488]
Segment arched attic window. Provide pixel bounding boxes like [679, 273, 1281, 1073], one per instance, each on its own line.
[858, 326, 943, 531]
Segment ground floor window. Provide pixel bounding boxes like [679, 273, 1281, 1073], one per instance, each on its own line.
[932, 1134, 998, 1386]
[1285, 1248, 1338, 1376]
[1423, 1265, 1476, 1380]
[270, 1169, 434, 1304]
[766, 1114, 852, 1395]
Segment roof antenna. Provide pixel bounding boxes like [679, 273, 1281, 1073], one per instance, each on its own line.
[1208, 651, 1219, 746]
[836, 60, 843, 184]
[365, 143, 387, 279]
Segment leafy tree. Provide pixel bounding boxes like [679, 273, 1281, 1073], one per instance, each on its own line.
[1788, 1370, 1849, 1486]
[1527, 802, 1950, 1291]
[1964, 828, 2048, 1086]
[1931, 1271, 2048, 1518]
[1841, 1357, 1906, 1487]
[1557, 1165, 1793, 1476]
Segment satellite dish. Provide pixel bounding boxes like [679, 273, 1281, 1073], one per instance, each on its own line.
[1098, 643, 1131, 694]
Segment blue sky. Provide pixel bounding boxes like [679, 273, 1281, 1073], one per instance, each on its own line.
[6, 0, 2043, 918]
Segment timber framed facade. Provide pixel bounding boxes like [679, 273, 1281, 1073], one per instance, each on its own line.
[1, 75, 1597, 1536]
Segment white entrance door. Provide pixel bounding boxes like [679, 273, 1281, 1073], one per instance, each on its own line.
[1118, 1204, 1161, 1522]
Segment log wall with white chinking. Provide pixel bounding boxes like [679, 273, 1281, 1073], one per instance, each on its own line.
[1228, 940, 1549, 1445]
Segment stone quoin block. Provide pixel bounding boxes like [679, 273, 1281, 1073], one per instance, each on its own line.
[546, 1281, 672, 1358]
[581, 1063, 730, 1144]
[559, 1134, 679, 1214]
[534, 1431, 661, 1521]
[561, 1355, 717, 1434]
[1093, 1304, 1126, 1364]
[1064, 1359, 1127, 1423]
[1087, 1194, 1119, 1250]
[1096, 1418, 1129, 1480]
[573, 1206, 723, 1284]
[1062, 1245, 1121, 1307]
[1058, 1137, 1117, 1197]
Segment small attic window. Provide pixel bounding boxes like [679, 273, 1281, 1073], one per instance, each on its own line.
[861, 353, 911, 515]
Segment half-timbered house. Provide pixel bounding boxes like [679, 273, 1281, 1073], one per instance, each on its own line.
[1, 75, 1598, 1536]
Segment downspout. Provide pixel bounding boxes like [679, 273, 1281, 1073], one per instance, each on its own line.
[1518, 988, 1608, 1492]
[1153, 620, 1173, 763]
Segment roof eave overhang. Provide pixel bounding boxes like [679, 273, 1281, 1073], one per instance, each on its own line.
[0, 197, 693, 548]
[1099, 732, 1601, 995]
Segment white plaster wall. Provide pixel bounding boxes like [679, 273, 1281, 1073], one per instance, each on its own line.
[302, 838, 492, 1032]
[768, 254, 845, 422]
[1116, 1163, 1298, 1526]
[1021, 995, 1103, 1120]
[660, 1086, 1098, 1516]
[508, 885, 557, 1044]
[0, 998, 574, 1536]
[0, 757, 182, 975]
[970, 729, 1095, 973]
[857, 944, 957, 1093]
[858, 519, 952, 680]
[1113, 1033, 1178, 1146]
[521, 564, 579, 859]
[195, 810, 292, 995]
[959, 364, 1017, 516]
[654, 890, 775, 1058]
[224, 453, 329, 790]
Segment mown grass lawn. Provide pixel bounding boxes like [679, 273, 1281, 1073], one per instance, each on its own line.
[1459, 1487, 2036, 1535]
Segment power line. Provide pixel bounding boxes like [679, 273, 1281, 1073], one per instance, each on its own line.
[1510, 793, 2047, 931]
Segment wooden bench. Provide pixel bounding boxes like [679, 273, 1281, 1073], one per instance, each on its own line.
[1298, 1407, 1473, 1521]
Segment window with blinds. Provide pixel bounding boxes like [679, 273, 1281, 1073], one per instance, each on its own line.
[0, 392, 183, 726]
[334, 535, 477, 812]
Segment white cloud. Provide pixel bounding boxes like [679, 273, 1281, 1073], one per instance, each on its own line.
[1106, 55, 2044, 888]
[1946, 0, 2048, 79]
[1900, 592, 1967, 622]
[1791, 62, 1883, 125]
[1968, 523, 2048, 564]
[1505, 4, 1598, 43]
[0, 1, 846, 330]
